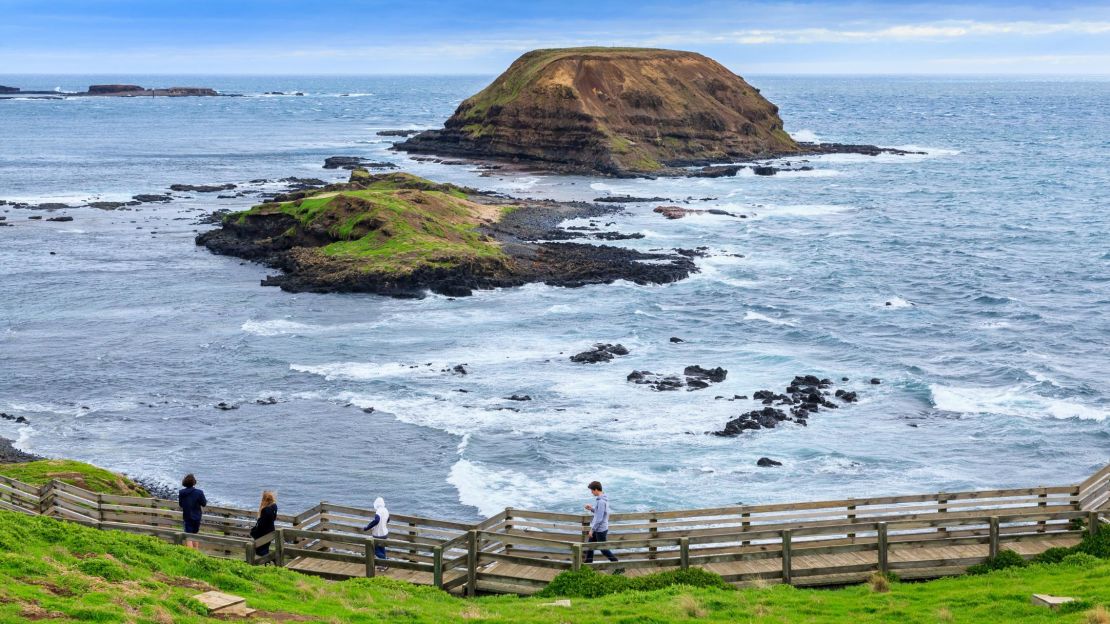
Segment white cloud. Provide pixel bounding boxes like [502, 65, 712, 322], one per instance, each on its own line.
[647, 20, 1110, 45]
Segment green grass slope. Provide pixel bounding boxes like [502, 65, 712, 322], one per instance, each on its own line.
[230, 172, 508, 276]
[2, 509, 1109, 623]
[0, 459, 149, 497]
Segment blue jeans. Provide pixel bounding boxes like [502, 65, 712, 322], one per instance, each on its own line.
[374, 539, 387, 560]
[585, 530, 618, 563]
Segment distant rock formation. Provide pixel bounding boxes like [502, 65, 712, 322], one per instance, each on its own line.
[85, 85, 218, 97]
[0, 85, 19, 94]
[397, 47, 799, 175]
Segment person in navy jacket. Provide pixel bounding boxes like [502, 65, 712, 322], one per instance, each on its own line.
[178, 473, 207, 549]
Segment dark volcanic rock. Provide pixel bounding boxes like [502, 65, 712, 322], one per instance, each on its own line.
[452, 364, 468, 375]
[170, 183, 237, 193]
[757, 457, 783, 467]
[593, 195, 668, 203]
[0, 85, 19, 94]
[684, 365, 727, 383]
[593, 231, 645, 241]
[87, 201, 136, 210]
[46, 216, 74, 222]
[714, 374, 862, 437]
[669, 336, 684, 343]
[377, 129, 421, 137]
[88, 84, 144, 94]
[0, 436, 42, 463]
[627, 370, 685, 391]
[1, 412, 31, 425]
[690, 165, 743, 178]
[507, 394, 532, 401]
[133, 194, 172, 203]
[323, 156, 398, 170]
[570, 343, 629, 364]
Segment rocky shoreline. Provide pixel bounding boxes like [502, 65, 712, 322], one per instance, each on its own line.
[196, 171, 697, 298]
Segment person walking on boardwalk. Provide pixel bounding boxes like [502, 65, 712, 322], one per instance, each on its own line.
[584, 481, 619, 564]
[178, 474, 207, 549]
[363, 497, 390, 571]
[250, 491, 278, 557]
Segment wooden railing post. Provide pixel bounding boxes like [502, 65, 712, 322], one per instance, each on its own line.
[741, 511, 751, 546]
[847, 504, 857, 540]
[466, 530, 478, 597]
[1091, 512, 1100, 538]
[365, 540, 376, 577]
[649, 515, 658, 560]
[679, 537, 690, 570]
[988, 517, 1000, 558]
[274, 529, 284, 567]
[504, 508, 513, 556]
[571, 543, 582, 571]
[173, 532, 185, 546]
[433, 546, 444, 588]
[877, 522, 888, 574]
[781, 529, 792, 585]
[938, 492, 948, 535]
[1038, 492, 1048, 533]
[245, 541, 256, 565]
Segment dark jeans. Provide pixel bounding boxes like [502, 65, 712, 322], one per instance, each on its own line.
[585, 530, 618, 563]
[373, 537, 387, 560]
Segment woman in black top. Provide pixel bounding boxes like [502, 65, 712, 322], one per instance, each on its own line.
[178, 473, 207, 549]
[250, 490, 278, 556]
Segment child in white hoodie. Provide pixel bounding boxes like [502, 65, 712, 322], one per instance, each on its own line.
[364, 497, 390, 568]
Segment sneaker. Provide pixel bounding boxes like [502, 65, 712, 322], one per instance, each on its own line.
[375, 565, 388, 572]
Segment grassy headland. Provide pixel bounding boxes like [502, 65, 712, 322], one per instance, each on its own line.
[0, 459, 149, 497]
[1, 506, 1109, 623]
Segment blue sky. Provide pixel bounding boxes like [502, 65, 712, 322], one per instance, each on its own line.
[2, 0, 1109, 75]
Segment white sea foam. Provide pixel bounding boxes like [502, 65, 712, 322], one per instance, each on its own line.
[790, 129, 821, 143]
[880, 297, 914, 309]
[731, 203, 852, 219]
[744, 311, 797, 326]
[930, 384, 1107, 421]
[291, 361, 436, 381]
[241, 319, 320, 336]
[448, 459, 663, 516]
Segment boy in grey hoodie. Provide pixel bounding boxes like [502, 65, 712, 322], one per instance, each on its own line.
[584, 481, 619, 563]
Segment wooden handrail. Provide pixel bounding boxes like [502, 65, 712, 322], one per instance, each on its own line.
[0, 463, 1102, 595]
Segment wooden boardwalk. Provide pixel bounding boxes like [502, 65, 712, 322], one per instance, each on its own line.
[1, 462, 1106, 596]
[284, 532, 1082, 594]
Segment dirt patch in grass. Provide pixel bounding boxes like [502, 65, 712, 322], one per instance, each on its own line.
[156, 573, 214, 592]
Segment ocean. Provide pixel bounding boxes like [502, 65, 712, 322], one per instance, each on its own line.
[1, 74, 1107, 520]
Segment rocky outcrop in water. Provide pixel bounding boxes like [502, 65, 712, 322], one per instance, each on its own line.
[396, 47, 921, 176]
[196, 170, 696, 298]
[396, 47, 799, 175]
[712, 375, 863, 436]
[570, 343, 630, 363]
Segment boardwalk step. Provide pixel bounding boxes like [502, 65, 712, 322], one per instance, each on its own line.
[193, 591, 247, 615]
[1031, 594, 1075, 610]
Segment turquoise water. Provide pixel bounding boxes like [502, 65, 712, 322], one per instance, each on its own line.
[1, 75, 1107, 519]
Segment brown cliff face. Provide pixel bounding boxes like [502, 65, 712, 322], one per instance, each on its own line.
[396, 47, 799, 175]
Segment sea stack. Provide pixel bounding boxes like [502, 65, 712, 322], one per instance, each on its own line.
[396, 47, 799, 175]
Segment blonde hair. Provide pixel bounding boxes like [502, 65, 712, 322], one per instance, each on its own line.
[259, 490, 276, 514]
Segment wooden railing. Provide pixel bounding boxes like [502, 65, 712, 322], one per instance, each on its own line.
[0, 463, 1106, 596]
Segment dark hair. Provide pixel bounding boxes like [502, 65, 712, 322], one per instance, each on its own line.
[182, 474, 197, 488]
[588, 481, 603, 492]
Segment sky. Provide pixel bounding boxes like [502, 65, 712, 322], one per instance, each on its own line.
[1, 0, 1109, 75]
